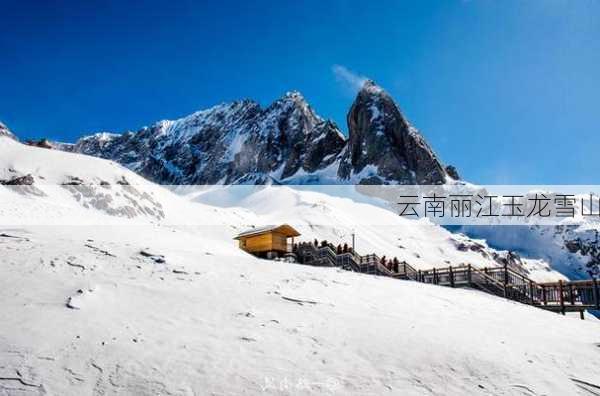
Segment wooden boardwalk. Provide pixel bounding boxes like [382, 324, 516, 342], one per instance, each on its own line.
[293, 242, 600, 318]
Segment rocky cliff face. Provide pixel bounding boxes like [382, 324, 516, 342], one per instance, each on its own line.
[67, 93, 347, 185]
[37, 81, 451, 185]
[565, 231, 600, 278]
[338, 80, 447, 184]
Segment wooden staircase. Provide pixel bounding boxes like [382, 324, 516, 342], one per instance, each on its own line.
[292, 241, 600, 317]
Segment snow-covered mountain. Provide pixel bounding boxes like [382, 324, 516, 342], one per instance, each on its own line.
[6, 80, 599, 280]
[338, 81, 449, 184]
[2, 135, 600, 395]
[0, 122, 16, 140]
[0, 135, 556, 280]
[52, 81, 451, 185]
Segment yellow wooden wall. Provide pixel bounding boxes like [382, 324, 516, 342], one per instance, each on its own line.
[239, 232, 288, 253]
[240, 233, 272, 253]
[270, 232, 288, 252]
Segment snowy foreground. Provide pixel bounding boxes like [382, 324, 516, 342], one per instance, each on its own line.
[1, 225, 600, 396]
[1, 137, 600, 395]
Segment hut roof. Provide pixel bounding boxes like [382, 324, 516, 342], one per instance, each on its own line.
[234, 224, 300, 239]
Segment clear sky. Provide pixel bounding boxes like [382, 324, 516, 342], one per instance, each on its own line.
[1, 0, 598, 184]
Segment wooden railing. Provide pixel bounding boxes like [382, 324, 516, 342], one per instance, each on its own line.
[536, 279, 600, 312]
[397, 262, 419, 280]
[336, 252, 361, 272]
[292, 240, 600, 316]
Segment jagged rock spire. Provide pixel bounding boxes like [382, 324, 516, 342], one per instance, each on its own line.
[337, 80, 448, 184]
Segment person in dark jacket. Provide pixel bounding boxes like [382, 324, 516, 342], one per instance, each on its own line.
[393, 257, 399, 272]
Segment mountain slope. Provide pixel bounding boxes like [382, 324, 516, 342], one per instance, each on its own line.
[0, 136, 244, 229]
[1, 136, 555, 280]
[2, 225, 600, 395]
[192, 185, 562, 282]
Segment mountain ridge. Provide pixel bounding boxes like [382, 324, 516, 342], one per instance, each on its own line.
[22, 81, 453, 186]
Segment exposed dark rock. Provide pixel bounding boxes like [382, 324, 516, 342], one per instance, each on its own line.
[62, 176, 84, 186]
[0, 174, 45, 196]
[0, 233, 30, 241]
[84, 244, 116, 257]
[25, 139, 53, 149]
[0, 174, 34, 186]
[281, 120, 345, 179]
[140, 250, 166, 263]
[66, 261, 85, 271]
[64, 93, 347, 185]
[445, 165, 460, 180]
[564, 233, 600, 277]
[338, 80, 448, 184]
[565, 239, 581, 254]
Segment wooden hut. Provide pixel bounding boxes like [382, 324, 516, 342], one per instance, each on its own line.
[234, 224, 300, 258]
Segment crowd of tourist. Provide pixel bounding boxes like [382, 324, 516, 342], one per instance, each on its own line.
[292, 239, 404, 273]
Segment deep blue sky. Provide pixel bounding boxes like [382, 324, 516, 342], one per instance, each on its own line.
[1, 0, 598, 184]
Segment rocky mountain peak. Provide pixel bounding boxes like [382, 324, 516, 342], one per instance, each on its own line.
[359, 79, 384, 95]
[0, 122, 17, 140]
[337, 80, 448, 184]
[46, 83, 454, 186]
[265, 90, 320, 132]
[283, 90, 304, 100]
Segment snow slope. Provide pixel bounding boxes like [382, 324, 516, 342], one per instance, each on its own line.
[0, 136, 246, 230]
[192, 185, 563, 282]
[0, 136, 561, 281]
[2, 225, 600, 395]
[2, 137, 599, 395]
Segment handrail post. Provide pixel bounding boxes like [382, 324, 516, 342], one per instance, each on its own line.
[529, 280, 535, 305]
[558, 280, 565, 315]
[449, 266, 455, 288]
[433, 268, 437, 285]
[542, 285, 547, 305]
[593, 278, 600, 310]
[417, 270, 422, 283]
[569, 284, 575, 305]
[467, 264, 472, 286]
[503, 263, 508, 298]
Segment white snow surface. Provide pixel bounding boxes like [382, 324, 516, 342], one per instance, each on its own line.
[1, 137, 599, 395]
